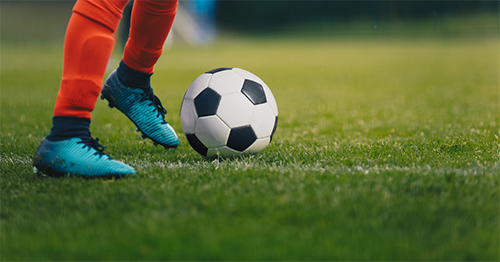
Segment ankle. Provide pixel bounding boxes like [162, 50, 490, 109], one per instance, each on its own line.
[116, 60, 153, 89]
[46, 116, 91, 141]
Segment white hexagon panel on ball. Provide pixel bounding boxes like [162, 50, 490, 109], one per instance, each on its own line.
[208, 70, 245, 96]
[180, 98, 197, 134]
[244, 137, 271, 154]
[232, 68, 265, 85]
[217, 93, 255, 128]
[195, 115, 230, 148]
[250, 103, 276, 139]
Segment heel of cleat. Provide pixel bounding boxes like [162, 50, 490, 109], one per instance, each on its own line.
[101, 94, 116, 108]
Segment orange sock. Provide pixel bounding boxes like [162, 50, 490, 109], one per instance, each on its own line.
[53, 0, 128, 119]
[123, 0, 178, 73]
[53, 0, 177, 118]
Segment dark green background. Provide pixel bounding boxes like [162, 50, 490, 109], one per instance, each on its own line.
[0, 0, 500, 31]
[218, 1, 498, 32]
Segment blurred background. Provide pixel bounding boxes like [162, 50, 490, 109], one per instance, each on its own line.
[1, 0, 498, 46]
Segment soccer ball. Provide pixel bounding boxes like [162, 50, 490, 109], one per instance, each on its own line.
[180, 67, 278, 158]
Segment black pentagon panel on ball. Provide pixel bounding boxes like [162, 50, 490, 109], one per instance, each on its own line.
[227, 125, 257, 152]
[194, 88, 221, 117]
[186, 133, 208, 157]
[270, 116, 278, 142]
[205, 67, 233, 74]
[241, 79, 267, 105]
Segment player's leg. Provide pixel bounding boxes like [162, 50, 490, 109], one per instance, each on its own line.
[101, 0, 180, 149]
[33, 0, 135, 177]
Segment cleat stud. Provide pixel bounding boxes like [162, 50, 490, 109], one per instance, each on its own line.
[141, 134, 147, 139]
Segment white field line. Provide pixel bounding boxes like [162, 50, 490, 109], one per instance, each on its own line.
[3, 155, 498, 176]
[126, 158, 498, 176]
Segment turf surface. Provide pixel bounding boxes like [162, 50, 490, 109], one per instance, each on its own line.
[1, 35, 499, 260]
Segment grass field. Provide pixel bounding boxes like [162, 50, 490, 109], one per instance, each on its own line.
[1, 30, 499, 260]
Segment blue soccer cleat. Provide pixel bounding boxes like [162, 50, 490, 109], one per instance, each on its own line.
[33, 136, 136, 177]
[101, 70, 179, 148]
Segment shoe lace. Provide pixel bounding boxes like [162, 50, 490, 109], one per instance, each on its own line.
[139, 88, 168, 124]
[77, 136, 108, 158]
